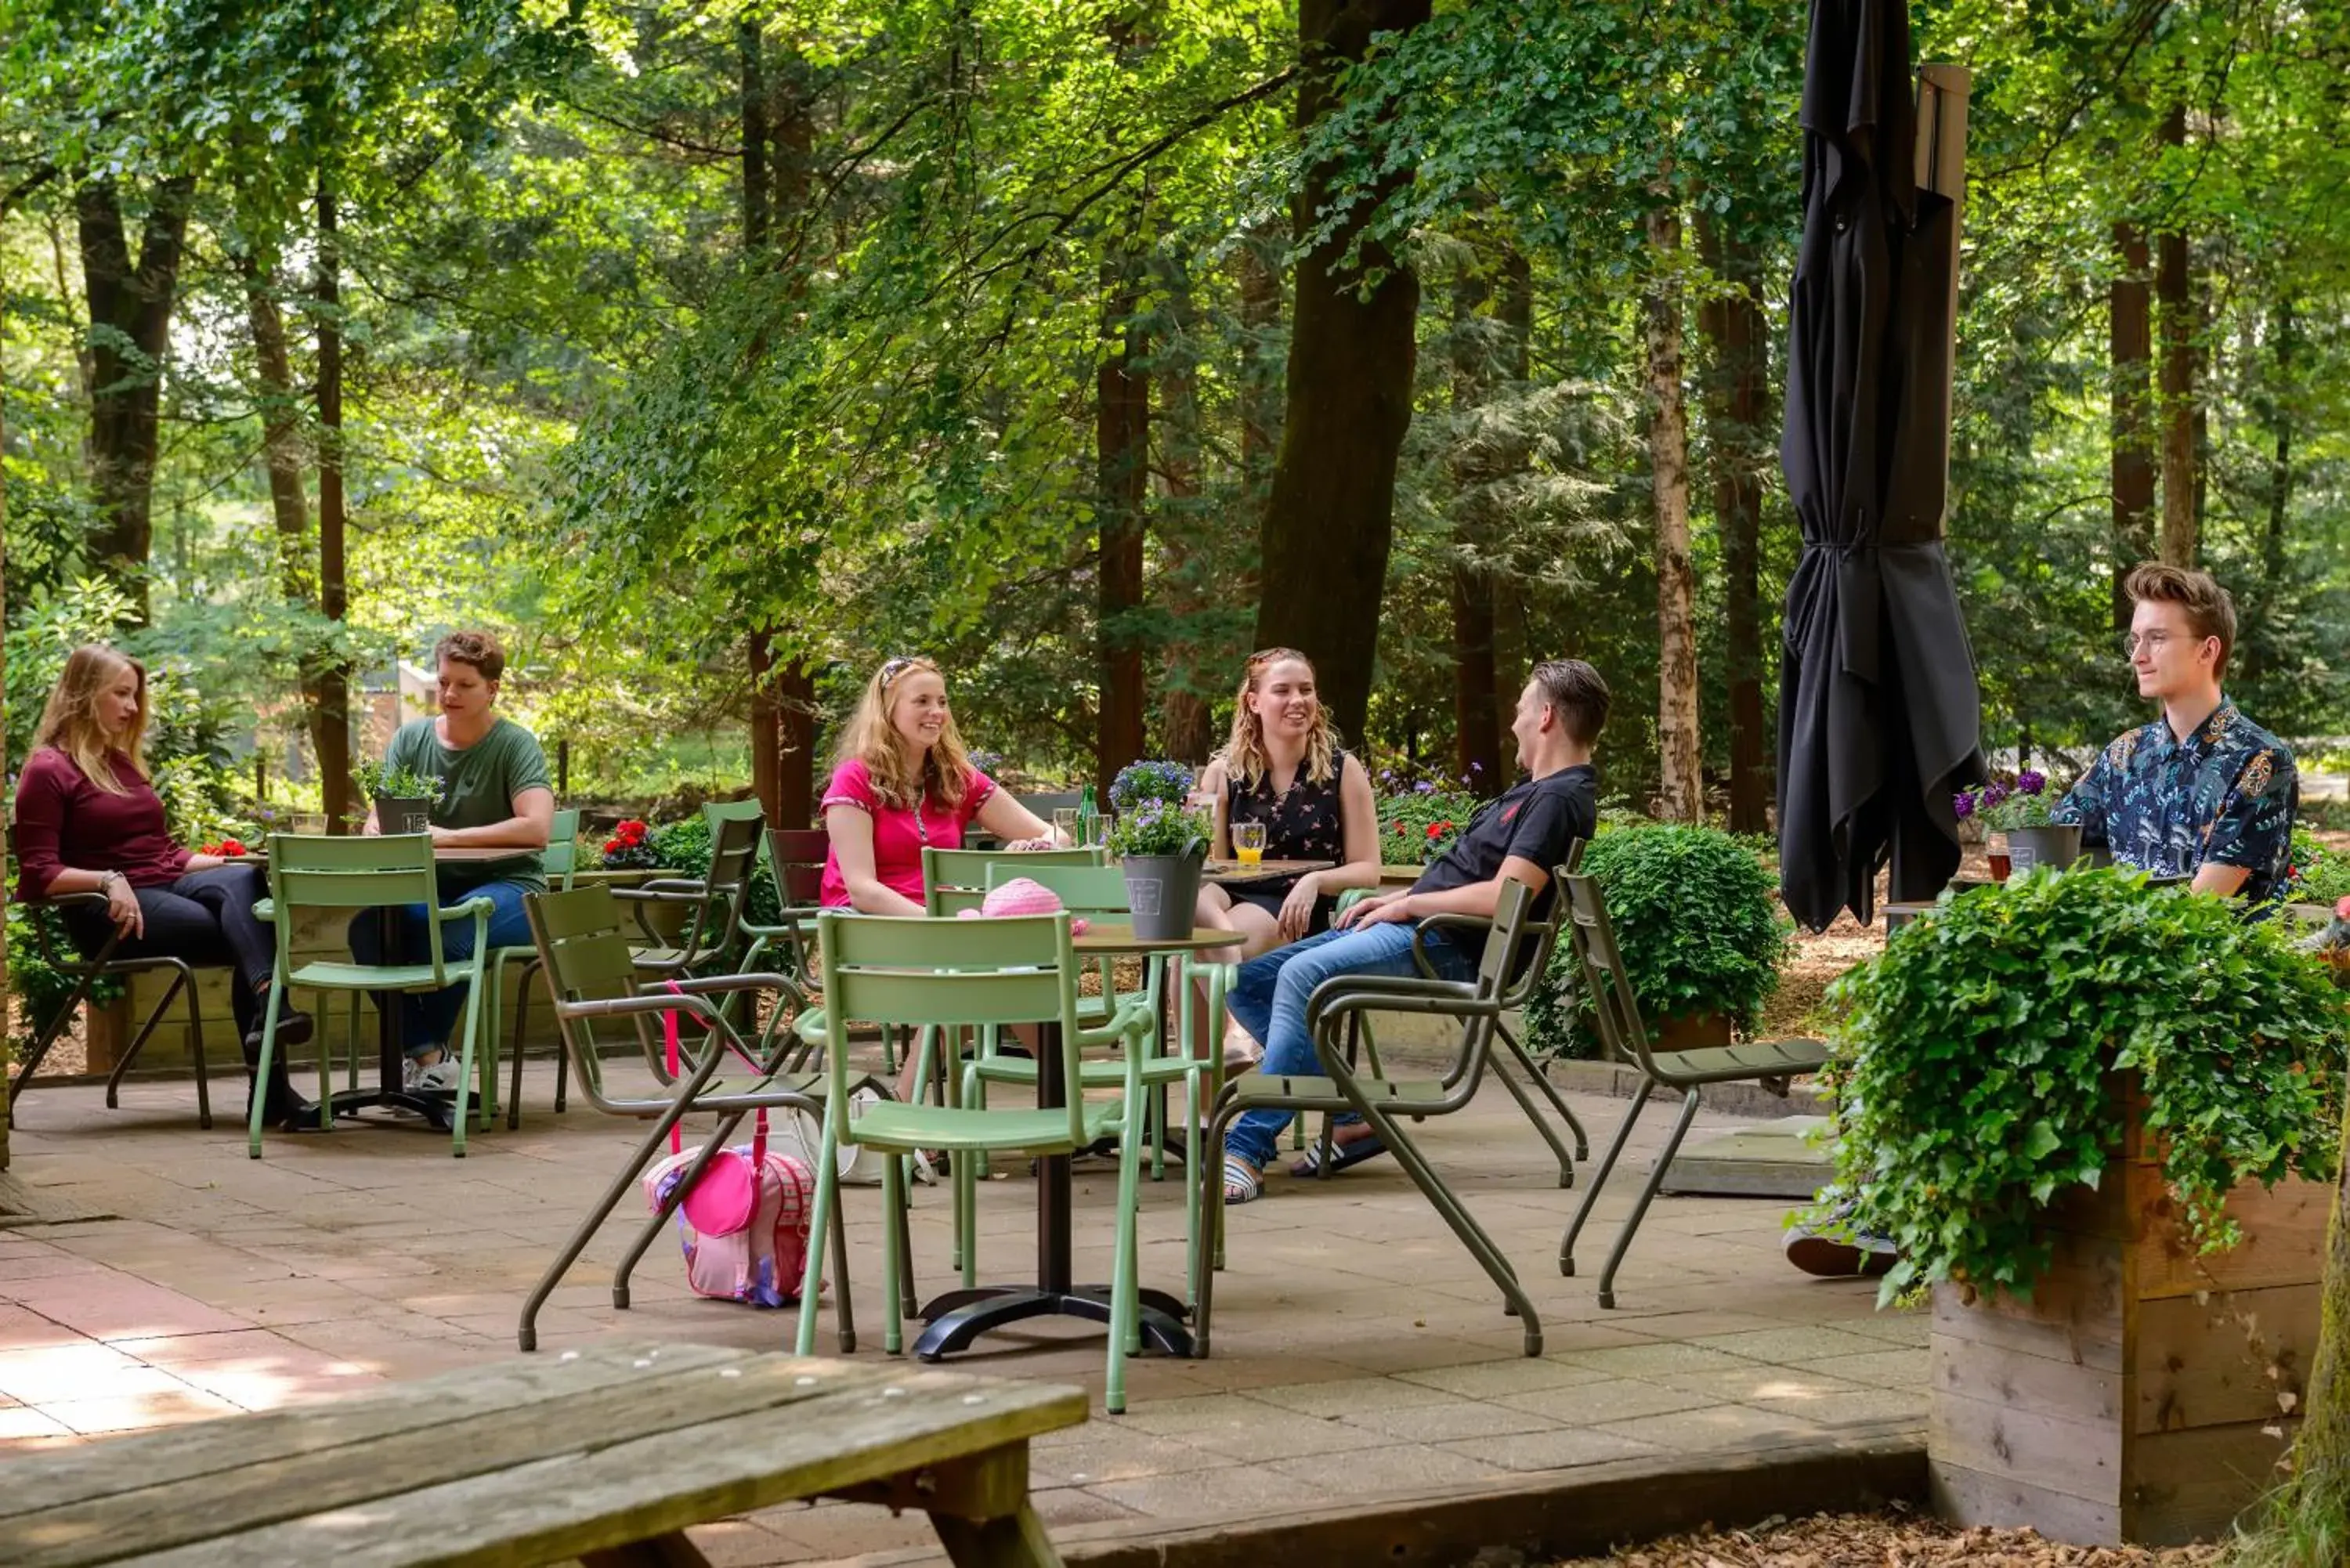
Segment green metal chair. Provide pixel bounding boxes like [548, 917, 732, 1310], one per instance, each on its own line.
[491, 807, 580, 1129]
[920, 844, 1102, 918]
[741, 826, 828, 993]
[1554, 869, 1831, 1308]
[519, 812, 768, 1123]
[513, 884, 888, 1354]
[251, 833, 494, 1158]
[1195, 878, 1545, 1357]
[794, 909, 1158, 1412]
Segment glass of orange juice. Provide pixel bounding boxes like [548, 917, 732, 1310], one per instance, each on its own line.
[1233, 822, 1266, 866]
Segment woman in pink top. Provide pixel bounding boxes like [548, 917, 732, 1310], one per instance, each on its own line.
[12, 646, 313, 1129]
[819, 656, 1058, 914]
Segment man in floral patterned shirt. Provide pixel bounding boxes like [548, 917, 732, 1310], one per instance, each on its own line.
[2052, 563, 2298, 905]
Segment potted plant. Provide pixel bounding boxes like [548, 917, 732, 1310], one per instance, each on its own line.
[1107, 801, 1209, 940]
[598, 818, 661, 871]
[1376, 782, 1484, 867]
[358, 760, 441, 835]
[1958, 768, 2077, 876]
[1813, 868, 2347, 1545]
[1523, 822, 1791, 1059]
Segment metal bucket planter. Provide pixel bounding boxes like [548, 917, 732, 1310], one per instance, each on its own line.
[1119, 854, 1205, 940]
[2005, 823, 2082, 876]
[375, 796, 433, 835]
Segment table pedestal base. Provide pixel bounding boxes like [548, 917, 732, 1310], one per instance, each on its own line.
[327, 1087, 456, 1130]
[913, 1284, 1194, 1361]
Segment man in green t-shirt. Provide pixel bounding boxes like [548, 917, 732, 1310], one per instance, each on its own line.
[349, 630, 555, 1093]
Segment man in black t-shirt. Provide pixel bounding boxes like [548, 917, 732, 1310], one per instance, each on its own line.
[1219, 659, 1609, 1205]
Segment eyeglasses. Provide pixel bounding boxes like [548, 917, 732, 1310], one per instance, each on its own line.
[2120, 630, 2211, 657]
[879, 656, 920, 688]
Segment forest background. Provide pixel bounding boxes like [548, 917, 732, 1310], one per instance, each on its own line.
[3, 0, 2347, 845]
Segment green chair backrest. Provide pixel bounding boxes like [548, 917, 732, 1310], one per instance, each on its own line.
[522, 884, 661, 1103]
[544, 807, 582, 891]
[982, 861, 1131, 915]
[266, 833, 454, 985]
[922, 845, 1103, 916]
[703, 798, 769, 865]
[684, 813, 765, 955]
[1560, 871, 1655, 1073]
[814, 910, 1089, 1148]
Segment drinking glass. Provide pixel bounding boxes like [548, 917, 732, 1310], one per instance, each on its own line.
[1053, 807, 1079, 846]
[1233, 822, 1266, 866]
[1087, 813, 1117, 849]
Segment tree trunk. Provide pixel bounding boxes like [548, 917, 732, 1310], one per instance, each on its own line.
[242, 256, 336, 787]
[313, 172, 353, 833]
[1253, 0, 1432, 743]
[1647, 204, 1701, 824]
[1096, 247, 1149, 795]
[747, 632, 815, 828]
[1235, 221, 1282, 500]
[2, 353, 11, 1165]
[2110, 222, 2155, 627]
[77, 175, 196, 622]
[2155, 109, 2195, 568]
[1444, 252, 1513, 790]
[1698, 208, 1771, 834]
[1155, 258, 1216, 766]
[2262, 298, 2293, 592]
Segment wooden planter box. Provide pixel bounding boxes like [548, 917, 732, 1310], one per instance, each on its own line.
[1929, 1078, 2328, 1546]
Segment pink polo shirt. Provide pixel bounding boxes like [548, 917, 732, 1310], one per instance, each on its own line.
[818, 758, 997, 908]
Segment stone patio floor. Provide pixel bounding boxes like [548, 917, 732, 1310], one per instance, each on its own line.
[0, 1060, 1922, 1564]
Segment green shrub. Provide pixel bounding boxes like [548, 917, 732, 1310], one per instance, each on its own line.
[5, 900, 123, 1055]
[1523, 822, 1791, 1059]
[1813, 868, 2347, 1306]
[646, 816, 783, 928]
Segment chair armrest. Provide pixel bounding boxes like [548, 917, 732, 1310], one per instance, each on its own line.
[648, 972, 798, 998]
[28, 890, 108, 912]
[1412, 912, 1493, 979]
[610, 887, 713, 905]
[435, 895, 496, 922]
[557, 990, 722, 1028]
[1304, 972, 1491, 1026]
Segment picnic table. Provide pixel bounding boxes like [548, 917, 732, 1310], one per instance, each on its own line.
[2, 1342, 1084, 1568]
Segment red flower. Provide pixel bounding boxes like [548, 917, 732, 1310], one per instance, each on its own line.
[604, 838, 624, 854]
[1425, 822, 1443, 841]
[2337, 895, 2350, 922]
[616, 818, 649, 844]
[219, 839, 247, 858]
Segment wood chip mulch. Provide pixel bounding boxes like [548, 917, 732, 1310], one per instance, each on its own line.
[1550, 1510, 2222, 1567]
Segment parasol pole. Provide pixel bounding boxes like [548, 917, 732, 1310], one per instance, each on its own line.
[1914, 63, 1971, 519]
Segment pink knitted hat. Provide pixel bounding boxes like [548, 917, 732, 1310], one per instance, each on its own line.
[956, 877, 1089, 935]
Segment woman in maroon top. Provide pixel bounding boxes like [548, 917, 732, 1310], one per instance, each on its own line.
[13, 647, 313, 1129]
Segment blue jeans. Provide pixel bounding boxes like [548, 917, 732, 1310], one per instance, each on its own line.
[1224, 921, 1474, 1169]
[347, 880, 534, 1058]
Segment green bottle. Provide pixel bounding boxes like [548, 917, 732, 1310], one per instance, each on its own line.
[1076, 785, 1098, 848]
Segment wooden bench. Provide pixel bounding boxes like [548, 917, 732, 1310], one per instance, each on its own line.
[2, 1342, 1084, 1567]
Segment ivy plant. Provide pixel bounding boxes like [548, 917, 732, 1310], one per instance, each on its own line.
[1813, 868, 2348, 1307]
[1524, 823, 1791, 1058]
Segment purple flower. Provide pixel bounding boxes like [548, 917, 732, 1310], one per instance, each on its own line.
[2016, 768, 2046, 796]
[1415, 780, 1436, 794]
[1983, 781, 2010, 807]
[1953, 791, 1975, 822]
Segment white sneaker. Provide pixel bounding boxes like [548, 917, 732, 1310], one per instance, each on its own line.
[405, 1053, 463, 1093]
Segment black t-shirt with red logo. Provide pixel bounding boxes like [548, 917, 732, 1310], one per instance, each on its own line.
[1410, 764, 1599, 961]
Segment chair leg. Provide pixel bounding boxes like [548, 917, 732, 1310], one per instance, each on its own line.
[555, 1029, 570, 1114]
[1559, 1079, 1654, 1280]
[1106, 1107, 1145, 1414]
[448, 967, 486, 1158]
[183, 968, 212, 1129]
[1496, 1021, 1589, 1161]
[1490, 1048, 1576, 1188]
[247, 985, 287, 1160]
[1367, 1108, 1542, 1353]
[825, 1146, 858, 1354]
[507, 957, 542, 1131]
[880, 1147, 906, 1356]
[7, 966, 100, 1124]
[1594, 1089, 1703, 1311]
[794, 1121, 842, 1357]
[519, 1097, 710, 1351]
[104, 963, 190, 1109]
[347, 992, 363, 1092]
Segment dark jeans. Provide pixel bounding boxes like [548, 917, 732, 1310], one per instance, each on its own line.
[345, 880, 534, 1058]
[63, 863, 294, 1104]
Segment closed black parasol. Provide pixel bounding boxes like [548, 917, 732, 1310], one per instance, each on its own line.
[1777, 0, 1986, 931]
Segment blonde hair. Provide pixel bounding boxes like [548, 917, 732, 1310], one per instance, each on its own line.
[1220, 647, 1339, 790]
[837, 656, 978, 811]
[34, 645, 150, 795]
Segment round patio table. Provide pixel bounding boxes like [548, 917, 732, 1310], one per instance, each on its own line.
[1198, 857, 1334, 888]
[913, 922, 1230, 1364]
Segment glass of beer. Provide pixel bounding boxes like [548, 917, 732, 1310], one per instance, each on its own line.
[1233, 822, 1266, 867]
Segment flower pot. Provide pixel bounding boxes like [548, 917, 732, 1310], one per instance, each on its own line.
[1929, 1072, 2326, 1547]
[2004, 823, 2081, 876]
[1119, 854, 1204, 941]
[1649, 1010, 1732, 1054]
[375, 795, 433, 836]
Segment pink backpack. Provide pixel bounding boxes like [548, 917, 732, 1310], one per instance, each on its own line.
[640, 992, 815, 1307]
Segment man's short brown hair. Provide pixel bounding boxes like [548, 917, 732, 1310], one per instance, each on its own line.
[433, 630, 506, 683]
[2125, 563, 2236, 677]
[1531, 659, 1611, 748]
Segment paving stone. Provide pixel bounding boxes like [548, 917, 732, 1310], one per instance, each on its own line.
[42, 1387, 243, 1434]
[1791, 1347, 1931, 1386]
[1394, 1357, 1614, 1399]
[1555, 1341, 1768, 1378]
[1240, 1376, 1462, 1418]
[1588, 1402, 1824, 1451]
[1264, 1440, 1509, 1497]
[1689, 1324, 1892, 1364]
[1437, 1425, 1663, 1472]
[1341, 1396, 1564, 1445]
[1492, 1377, 1713, 1425]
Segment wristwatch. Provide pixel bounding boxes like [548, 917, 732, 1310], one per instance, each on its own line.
[97, 871, 125, 897]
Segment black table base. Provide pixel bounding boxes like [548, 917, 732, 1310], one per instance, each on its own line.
[913, 1284, 1193, 1360]
[327, 1086, 457, 1129]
